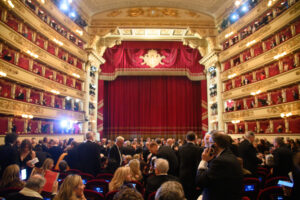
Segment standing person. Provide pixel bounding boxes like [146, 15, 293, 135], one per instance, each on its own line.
[272, 137, 293, 177]
[48, 139, 63, 166]
[149, 141, 178, 176]
[238, 131, 262, 174]
[108, 136, 124, 172]
[77, 132, 101, 176]
[178, 131, 202, 200]
[196, 132, 243, 200]
[0, 133, 19, 177]
[19, 139, 36, 179]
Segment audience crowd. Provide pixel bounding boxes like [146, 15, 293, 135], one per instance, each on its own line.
[0, 131, 299, 200]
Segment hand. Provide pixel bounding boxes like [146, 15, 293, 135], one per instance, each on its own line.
[52, 181, 58, 194]
[202, 148, 215, 162]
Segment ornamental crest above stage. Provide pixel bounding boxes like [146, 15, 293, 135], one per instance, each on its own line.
[140, 49, 166, 68]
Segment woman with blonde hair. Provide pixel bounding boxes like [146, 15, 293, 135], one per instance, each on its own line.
[31, 158, 54, 176]
[109, 166, 132, 192]
[54, 174, 86, 200]
[0, 164, 25, 189]
[128, 159, 142, 182]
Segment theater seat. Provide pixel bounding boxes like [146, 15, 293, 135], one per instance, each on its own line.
[0, 187, 22, 198]
[96, 173, 113, 181]
[264, 176, 289, 188]
[66, 169, 81, 174]
[242, 177, 260, 200]
[147, 191, 156, 200]
[78, 173, 94, 183]
[85, 179, 109, 195]
[257, 186, 284, 200]
[105, 190, 119, 200]
[83, 189, 105, 200]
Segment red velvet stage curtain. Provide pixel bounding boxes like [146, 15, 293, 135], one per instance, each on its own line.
[103, 76, 205, 138]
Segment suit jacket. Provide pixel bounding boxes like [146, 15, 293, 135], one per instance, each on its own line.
[108, 144, 122, 172]
[178, 142, 202, 200]
[238, 139, 261, 174]
[122, 146, 135, 156]
[145, 174, 179, 198]
[0, 144, 19, 177]
[272, 145, 293, 177]
[48, 146, 63, 165]
[77, 141, 101, 176]
[196, 148, 243, 200]
[157, 146, 179, 176]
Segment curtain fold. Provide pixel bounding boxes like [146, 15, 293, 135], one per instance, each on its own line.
[103, 76, 205, 138]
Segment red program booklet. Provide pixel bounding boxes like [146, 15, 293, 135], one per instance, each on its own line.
[43, 170, 59, 193]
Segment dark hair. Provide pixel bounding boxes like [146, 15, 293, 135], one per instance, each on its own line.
[58, 160, 68, 172]
[20, 139, 32, 152]
[186, 131, 196, 141]
[113, 187, 143, 200]
[212, 132, 230, 149]
[275, 137, 284, 147]
[155, 138, 162, 145]
[5, 133, 18, 145]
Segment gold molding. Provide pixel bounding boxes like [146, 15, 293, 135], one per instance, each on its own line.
[0, 98, 85, 121]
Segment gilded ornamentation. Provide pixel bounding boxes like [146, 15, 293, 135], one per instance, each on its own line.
[107, 10, 122, 17]
[140, 50, 165, 68]
[97, 37, 122, 57]
[0, 65, 18, 75]
[267, 102, 300, 114]
[0, 98, 43, 115]
[222, 92, 232, 98]
[34, 78, 67, 93]
[161, 8, 178, 17]
[241, 79, 278, 93]
[128, 8, 144, 17]
[183, 38, 207, 56]
[223, 110, 254, 120]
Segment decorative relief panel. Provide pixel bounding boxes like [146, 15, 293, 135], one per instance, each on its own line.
[11, 0, 87, 60]
[0, 98, 84, 121]
[219, 1, 300, 62]
[221, 34, 300, 80]
[223, 101, 300, 122]
[0, 60, 85, 100]
[222, 68, 300, 100]
[0, 23, 85, 80]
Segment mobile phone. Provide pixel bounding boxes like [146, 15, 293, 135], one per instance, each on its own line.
[209, 145, 216, 156]
[94, 187, 104, 193]
[278, 180, 293, 188]
[43, 198, 51, 200]
[20, 168, 27, 181]
[105, 179, 110, 183]
[131, 183, 136, 188]
[244, 184, 255, 191]
[82, 179, 87, 184]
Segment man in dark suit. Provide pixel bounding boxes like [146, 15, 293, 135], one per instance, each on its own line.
[122, 140, 135, 156]
[178, 132, 202, 200]
[145, 158, 179, 199]
[48, 139, 63, 165]
[238, 131, 262, 174]
[149, 141, 179, 176]
[77, 132, 101, 176]
[108, 136, 124, 172]
[0, 133, 19, 177]
[196, 132, 243, 200]
[272, 137, 293, 177]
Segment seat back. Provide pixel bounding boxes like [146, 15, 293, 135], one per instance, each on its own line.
[0, 187, 22, 198]
[242, 177, 260, 200]
[84, 189, 105, 200]
[105, 190, 119, 200]
[257, 186, 284, 200]
[147, 191, 156, 200]
[127, 181, 145, 195]
[66, 169, 81, 174]
[96, 173, 113, 182]
[78, 173, 95, 184]
[85, 179, 109, 195]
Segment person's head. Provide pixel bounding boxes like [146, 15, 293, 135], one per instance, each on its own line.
[113, 187, 143, 200]
[274, 137, 284, 148]
[124, 155, 133, 164]
[204, 131, 215, 147]
[4, 133, 18, 146]
[155, 181, 185, 200]
[0, 164, 20, 187]
[54, 175, 85, 200]
[149, 142, 159, 155]
[128, 159, 142, 180]
[210, 132, 230, 154]
[109, 167, 132, 192]
[20, 139, 32, 153]
[42, 158, 54, 171]
[116, 136, 125, 148]
[43, 137, 48, 144]
[154, 158, 169, 175]
[245, 131, 255, 143]
[25, 174, 46, 193]
[58, 160, 69, 172]
[186, 131, 196, 142]
[86, 132, 95, 141]
[166, 138, 173, 147]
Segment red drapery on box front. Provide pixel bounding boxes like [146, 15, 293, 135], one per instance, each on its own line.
[18, 54, 30, 70]
[29, 120, 38, 134]
[100, 41, 205, 80]
[224, 61, 231, 71]
[0, 80, 11, 98]
[247, 121, 257, 132]
[6, 13, 19, 32]
[103, 76, 206, 138]
[227, 123, 235, 134]
[0, 117, 8, 134]
[286, 85, 298, 102]
[253, 43, 263, 57]
[30, 90, 40, 104]
[13, 118, 24, 134]
[47, 42, 56, 55]
[288, 117, 300, 133]
[269, 62, 280, 77]
[45, 68, 54, 80]
[56, 73, 64, 84]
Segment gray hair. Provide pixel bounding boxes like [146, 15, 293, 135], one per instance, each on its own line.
[155, 181, 185, 200]
[245, 131, 255, 139]
[25, 174, 46, 191]
[116, 136, 125, 143]
[155, 158, 169, 174]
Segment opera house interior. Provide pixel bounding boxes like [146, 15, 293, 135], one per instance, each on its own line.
[0, 0, 299, 200]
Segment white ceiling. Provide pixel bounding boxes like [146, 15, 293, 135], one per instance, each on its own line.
[74, 0, 234, 18]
